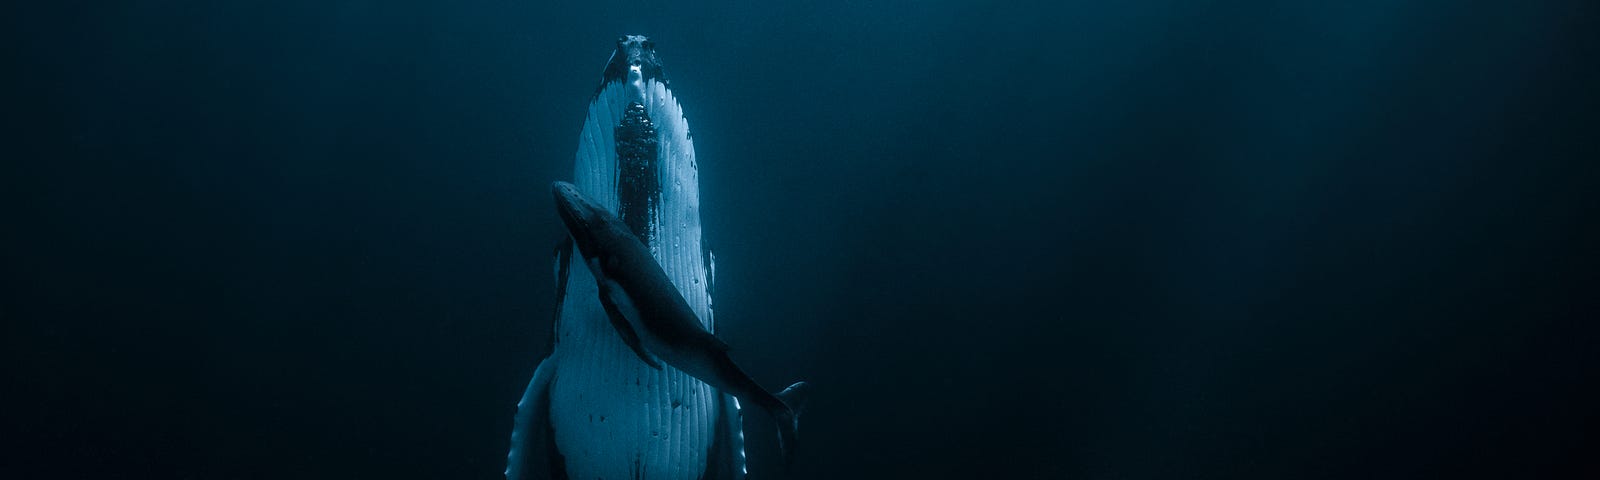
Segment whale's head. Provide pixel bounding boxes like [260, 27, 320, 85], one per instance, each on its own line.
[553, 181, 604, 257]
[553, 181, 642, 267]
[600, 34, 667, 94]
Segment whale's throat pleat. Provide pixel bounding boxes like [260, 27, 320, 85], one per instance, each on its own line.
[616, 101, 659, 243]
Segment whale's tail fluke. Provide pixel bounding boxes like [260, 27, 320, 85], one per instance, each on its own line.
[774, 381, 812, 467]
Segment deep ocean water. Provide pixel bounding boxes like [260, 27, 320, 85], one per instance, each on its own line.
[7, 1, 1597, 478]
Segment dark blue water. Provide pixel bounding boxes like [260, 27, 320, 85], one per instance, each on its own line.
[7, 1, 1597, 478]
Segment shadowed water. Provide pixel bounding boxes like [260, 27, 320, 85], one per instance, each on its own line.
[6, 1, 1598, 479]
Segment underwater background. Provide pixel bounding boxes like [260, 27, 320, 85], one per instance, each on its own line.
[6, 1, 1597, 478]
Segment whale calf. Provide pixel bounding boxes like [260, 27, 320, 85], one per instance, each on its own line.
[553, 181, 810, 466]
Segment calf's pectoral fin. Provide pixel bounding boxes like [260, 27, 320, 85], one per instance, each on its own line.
[596, 281, 663, 370]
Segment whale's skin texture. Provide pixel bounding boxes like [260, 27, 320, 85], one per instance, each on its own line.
[506, 36, 745, 480]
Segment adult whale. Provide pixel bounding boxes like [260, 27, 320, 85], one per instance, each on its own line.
[505, 36, 807, 480]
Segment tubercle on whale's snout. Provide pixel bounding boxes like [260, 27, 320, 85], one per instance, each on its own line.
[616, 35, 656, 51]
[599, 34, 667, 93]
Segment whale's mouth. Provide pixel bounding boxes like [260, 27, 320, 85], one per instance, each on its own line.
[616, 35, 657, 65]
[599, 34, 667, 92]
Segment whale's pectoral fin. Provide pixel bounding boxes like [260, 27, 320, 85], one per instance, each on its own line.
[774, 381, 812, 469]
[701, 392, 747, 480]
[595, 279, 663, 370]
[505, 356, 569, 480]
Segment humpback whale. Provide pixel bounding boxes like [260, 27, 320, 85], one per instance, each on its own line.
[505, 36, 808, 480]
